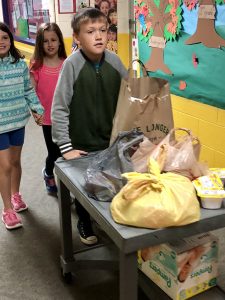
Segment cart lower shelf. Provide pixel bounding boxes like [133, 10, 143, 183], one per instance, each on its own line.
[60, 243, 225, 299]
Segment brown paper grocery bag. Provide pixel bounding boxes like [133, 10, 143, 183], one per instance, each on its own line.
[110, 61, 174, 145]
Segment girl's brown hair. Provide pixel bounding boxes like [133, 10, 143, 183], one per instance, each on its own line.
[31, 23, 67, 70]
[0, 22, 24, 63]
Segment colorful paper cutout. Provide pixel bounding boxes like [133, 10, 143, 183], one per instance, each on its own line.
[179, 81, 187, 90]
[134, 0, 182, 74]
[184, 0, 198, 10]
[184, 0, 225, 48]
[192, 53, 199, 67]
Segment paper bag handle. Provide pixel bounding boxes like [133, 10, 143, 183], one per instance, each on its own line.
[128, 59, 148, 78]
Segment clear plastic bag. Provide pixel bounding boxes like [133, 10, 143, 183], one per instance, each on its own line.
[131, 137, 156, 173]
[150, 128, 208, 180]
[84, 130, 144, 202]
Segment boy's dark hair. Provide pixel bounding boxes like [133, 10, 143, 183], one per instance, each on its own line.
[71, 8, 108, 34]
[31, 22, 67, 70]
[108, 24, 117, 34]
[0, 22, 24, 63]
[100, 0, 110, 7]
[108, 8, 116, 17]
[107, 8, 117, 25]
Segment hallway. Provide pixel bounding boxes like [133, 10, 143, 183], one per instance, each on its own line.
[0, 120, 120, 299]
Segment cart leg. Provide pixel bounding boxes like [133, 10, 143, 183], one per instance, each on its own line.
[58, 179, 74, 262]
[120, 251, 138, 300]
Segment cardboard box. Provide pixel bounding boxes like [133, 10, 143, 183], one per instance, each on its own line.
[138, 233, 218, 300]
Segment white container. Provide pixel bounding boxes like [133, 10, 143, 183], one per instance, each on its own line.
[200, 197, 223, 209]
[209, 168, 225, 187]
[193, 174, 225, 210]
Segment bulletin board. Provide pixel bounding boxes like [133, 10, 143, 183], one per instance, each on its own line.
[135, 0, 225, 109]
[57, 0, 91, 13]
[7, 0, 50, 41]
[58, 0, 75, 13]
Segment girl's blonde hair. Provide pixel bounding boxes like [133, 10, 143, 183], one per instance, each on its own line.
[31, 23, 67, 70]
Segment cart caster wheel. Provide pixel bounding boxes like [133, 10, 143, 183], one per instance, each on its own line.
[61, 269, 73, 284]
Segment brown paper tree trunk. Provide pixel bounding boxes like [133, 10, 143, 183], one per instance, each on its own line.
[185, 0, 225, 48]
[144, 43, 172, 75]
[144, 0, 172, 75]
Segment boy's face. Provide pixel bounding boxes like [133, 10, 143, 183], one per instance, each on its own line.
[100, 1, 110, 16]
[75, 20, 108, 62]
[108, 30, 116, 41]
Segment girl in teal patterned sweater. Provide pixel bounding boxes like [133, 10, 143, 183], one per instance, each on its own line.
[0, 22, 44, 230]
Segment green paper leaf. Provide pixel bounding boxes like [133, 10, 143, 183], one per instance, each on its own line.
[216, 0, 225, 4]
[165, 4, 172, 13]
[154, 0, 160, 8]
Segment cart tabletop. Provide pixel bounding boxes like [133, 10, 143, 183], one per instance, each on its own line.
[55, 155, 225, 254]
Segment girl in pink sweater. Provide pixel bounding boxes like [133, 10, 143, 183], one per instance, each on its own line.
[30, 23, 67, 195]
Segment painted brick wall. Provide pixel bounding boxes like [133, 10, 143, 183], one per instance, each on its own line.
[172, 95, 225, 167]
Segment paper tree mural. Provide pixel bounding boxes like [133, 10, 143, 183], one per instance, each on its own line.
[134, 0, 182, 74]
[184, 0, 225, 47]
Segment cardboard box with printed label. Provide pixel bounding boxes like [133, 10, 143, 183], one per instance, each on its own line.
[138, 233, 218, 300]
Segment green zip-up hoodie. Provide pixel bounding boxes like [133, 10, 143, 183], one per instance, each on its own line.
[52, 49, 127, 153]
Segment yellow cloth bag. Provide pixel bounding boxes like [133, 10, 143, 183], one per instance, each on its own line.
[110, 159, 200, 229]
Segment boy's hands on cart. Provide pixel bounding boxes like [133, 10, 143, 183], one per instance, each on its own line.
[63, 149, 88, 160]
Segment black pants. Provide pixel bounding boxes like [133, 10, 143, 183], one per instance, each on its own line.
[43, 125, 90, 223]
[42, 125, 61, 176]
[75, 199, 91, 223]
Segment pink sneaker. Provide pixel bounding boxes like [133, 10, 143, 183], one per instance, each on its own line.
[11, 192, 28, 212]
[2, 209, 22, 229]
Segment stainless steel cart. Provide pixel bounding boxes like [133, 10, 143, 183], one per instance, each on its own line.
[55, 155, 225, 300]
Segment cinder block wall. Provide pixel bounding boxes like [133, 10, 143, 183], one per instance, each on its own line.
[117, 0, 131, 68]
[15, 42, 34, 64]
[172, 95, 225, 167]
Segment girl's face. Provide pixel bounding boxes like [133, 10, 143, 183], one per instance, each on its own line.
[75, 20, 108, 62]
[100, 1, 110, 16]
[108, 0, 116, 8]
[108, 31, 116, 41]
[109, 11, 117, 25]
[43, 30, 60, 58]
[0, 30, 11, 58]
